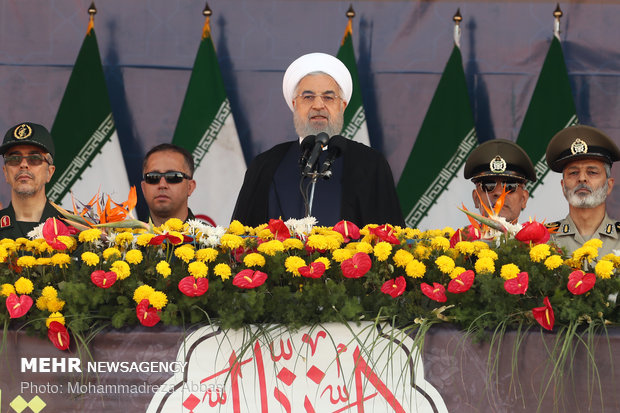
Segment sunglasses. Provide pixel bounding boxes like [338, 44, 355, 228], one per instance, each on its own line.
[143, 171, 191, 185]
[4, 153, 49, 167]
[476, 181, 521, 193]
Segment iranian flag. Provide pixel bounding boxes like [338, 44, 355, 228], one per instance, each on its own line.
[517, 35, 577, 221]
[48, 17, 130, 206]
[397, 43, 477, 230]
[171, 12, 246, 226]
[336, 14, 370, 146]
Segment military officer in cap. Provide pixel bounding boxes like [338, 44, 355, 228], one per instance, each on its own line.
[464, 139, 536, 224]
[545, 125, 620, 256]
[0, 122, 60, 239]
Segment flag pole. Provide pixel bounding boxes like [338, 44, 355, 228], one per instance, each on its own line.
[343, 4, 355, 44]
[553, 4, 563, 40]
[453, 9, 462, 48]
[87, 2, 96, 34]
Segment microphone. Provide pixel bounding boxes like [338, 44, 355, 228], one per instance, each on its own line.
[319, 135, 346, 179]
[299, 135, 316, 168]
[302, 132, 329, 175]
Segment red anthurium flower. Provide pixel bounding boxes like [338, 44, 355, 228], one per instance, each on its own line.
[233, 269, 268, 289]
[48, 321, 70, 351]
[504, 272, 529, 295]
[515, 221, 550, 245]
[567, 270, 596, 295]
[333, 220, 361, 243]
[42, 217, 70, 250]
[532, 297, 554, 331]
[369, 224, 400, 245]
[448, 270, 475, 294]
[136, 299, 161, 327]
[178, 276, 209, 297]
[90, 270, 117, 289]
[341, 252, 372, 278]
[298, 262, 326, 279]
[449, 226, 481, 248]
[6, 293, 33, 318]
[268, 219, 291, 241]
[148, 233, 192, 246]
[381, 276, 406, 298]
[421, 282, 447, 303]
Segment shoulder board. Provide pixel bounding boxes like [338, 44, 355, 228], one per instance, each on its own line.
[545, 221, 560, 230]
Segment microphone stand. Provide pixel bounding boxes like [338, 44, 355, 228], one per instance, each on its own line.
[301, 169, 332, 218]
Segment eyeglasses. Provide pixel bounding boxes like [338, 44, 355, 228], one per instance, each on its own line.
[4, 153, 49, 166]
[143, 171, 191, 185]
[476, 181, 522, 193]
[295, 93, 341, 105]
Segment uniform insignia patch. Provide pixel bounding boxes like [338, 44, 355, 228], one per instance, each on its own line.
[570, 138, 588, 155]
[606, 224, 613, 234]
[489, 155, 507, 173]
[562, 224, 570, 233]
[13, 123, 32, 140]
[0, 215, 11, 228]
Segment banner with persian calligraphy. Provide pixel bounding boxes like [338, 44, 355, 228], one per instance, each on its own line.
[147, 323, 448, 412]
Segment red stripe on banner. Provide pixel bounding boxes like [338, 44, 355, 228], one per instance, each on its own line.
[274, 388, 292, 413]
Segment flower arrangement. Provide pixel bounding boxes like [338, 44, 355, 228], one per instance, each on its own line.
[1, 199, 619, 350]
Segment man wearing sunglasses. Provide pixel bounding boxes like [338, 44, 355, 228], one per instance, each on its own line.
[0, 122, 60, 239]
[545, 125, 620, 257]
[464, 139, 536, 224]
[232, 53, 403, 227]
[141, 144, 196, 226]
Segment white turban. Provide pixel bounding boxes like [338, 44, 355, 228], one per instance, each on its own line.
[282, 52, 353, 112]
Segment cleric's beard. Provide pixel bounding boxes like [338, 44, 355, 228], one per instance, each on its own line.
[293, 111, 343, 138]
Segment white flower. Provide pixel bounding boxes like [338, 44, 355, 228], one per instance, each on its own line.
[187, 220, 226, 247]
[285, 216, 317, 239]
[27, 223, 45, 240]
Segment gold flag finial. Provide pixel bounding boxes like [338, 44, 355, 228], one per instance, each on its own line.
[553, 3, 563, 19]
[553, 3, 563, 40]
[346, 4, 355, 20]
[202, 2, 212, 40]
[453, 9, 462, 48]
[88, 2, 97, 16]
[87, 2, 96, 34]
[203, 2, 212, 17]
[453, 8, 462, 24]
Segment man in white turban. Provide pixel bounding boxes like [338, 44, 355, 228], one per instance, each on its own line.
[232, 53, 403, 227]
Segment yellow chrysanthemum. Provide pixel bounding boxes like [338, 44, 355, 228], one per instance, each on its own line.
[324, 235, 343, 250]
[402, 228, 422, 239]
[1, 283, 16, 297]
[244, 253, 266, 268]
[393, 249, 414, 268]
[103, 248, 122, 261]
[477, 249, 498, 260]
[314, 256, 331, 270]
[46, 312, 65, 328]
[285, 256, 306, 276]
[283, 238, 304, 250]
[257, 240, 285, 256]
[544, 255, 564, 270]
[431, 236, 450, 252]
[16, 255, 37, 268]
[422, 229, 443, 239]
[110, 260, 131, 280]
[81, 251, 100, 266]
[174, 245, 195, 263]
[133, 285, 155, 304]
[374, 242, 392, 262]
[125, 249, 143, 265]
[46, 298, 65, 312]
[188, 261, 208, 278]
[42, 286, 58, 299]
[0, 246, 8, 262]
[583, 238, 603, 250]
[51, 253, 71, 268]
[114, 232, 134, 247]
[595, 260, 614, 279]
[413, 244, 431, 260]
[332, 248, 355, 263]
[136, 233, 156, 247]
[257, 228, 274, 240]
[220, 234, 245, 250]
[163, 218, 185, 232]
[36, 296, 48, 310]
[472, 241, 489, 253]
[35, 257, 51, 266]
[196, 248, 218, 263]
[405, 259, 426, 278]
[15, 238, 29, 247]
[307, 235, 329, 251]
[500, 263, 521, 280]
[454, 241, 475, 255]
[14, 277, 34, 295]
[0, 238, 16, 250]
[475, 257, 495, 274]
[450, 266, 467, 279]
[148, 291, 168, 310]
[601, 253, 620, 267]
[156, 261, 171, 278]
[79, 228, 102, 243]
[435, 255, 455, 274]
[57, 236, 75, 250]
[214, 263, 232, 281]
[37, 242, 54, 254]
[228, 220, 246, 235]
[573, 246, 598, 263]
[529, 243, 551, 263]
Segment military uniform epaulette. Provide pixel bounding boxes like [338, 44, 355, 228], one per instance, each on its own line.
[545, 221, 560, 231]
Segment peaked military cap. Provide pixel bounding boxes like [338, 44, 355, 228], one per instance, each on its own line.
[0, 122, 55, 159]
[545, 125, 620, 172]
[464, 139, 536, 182]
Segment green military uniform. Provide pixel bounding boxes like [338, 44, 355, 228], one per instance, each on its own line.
[546, 214, 620, 257]
[0, 201, 60, 239]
